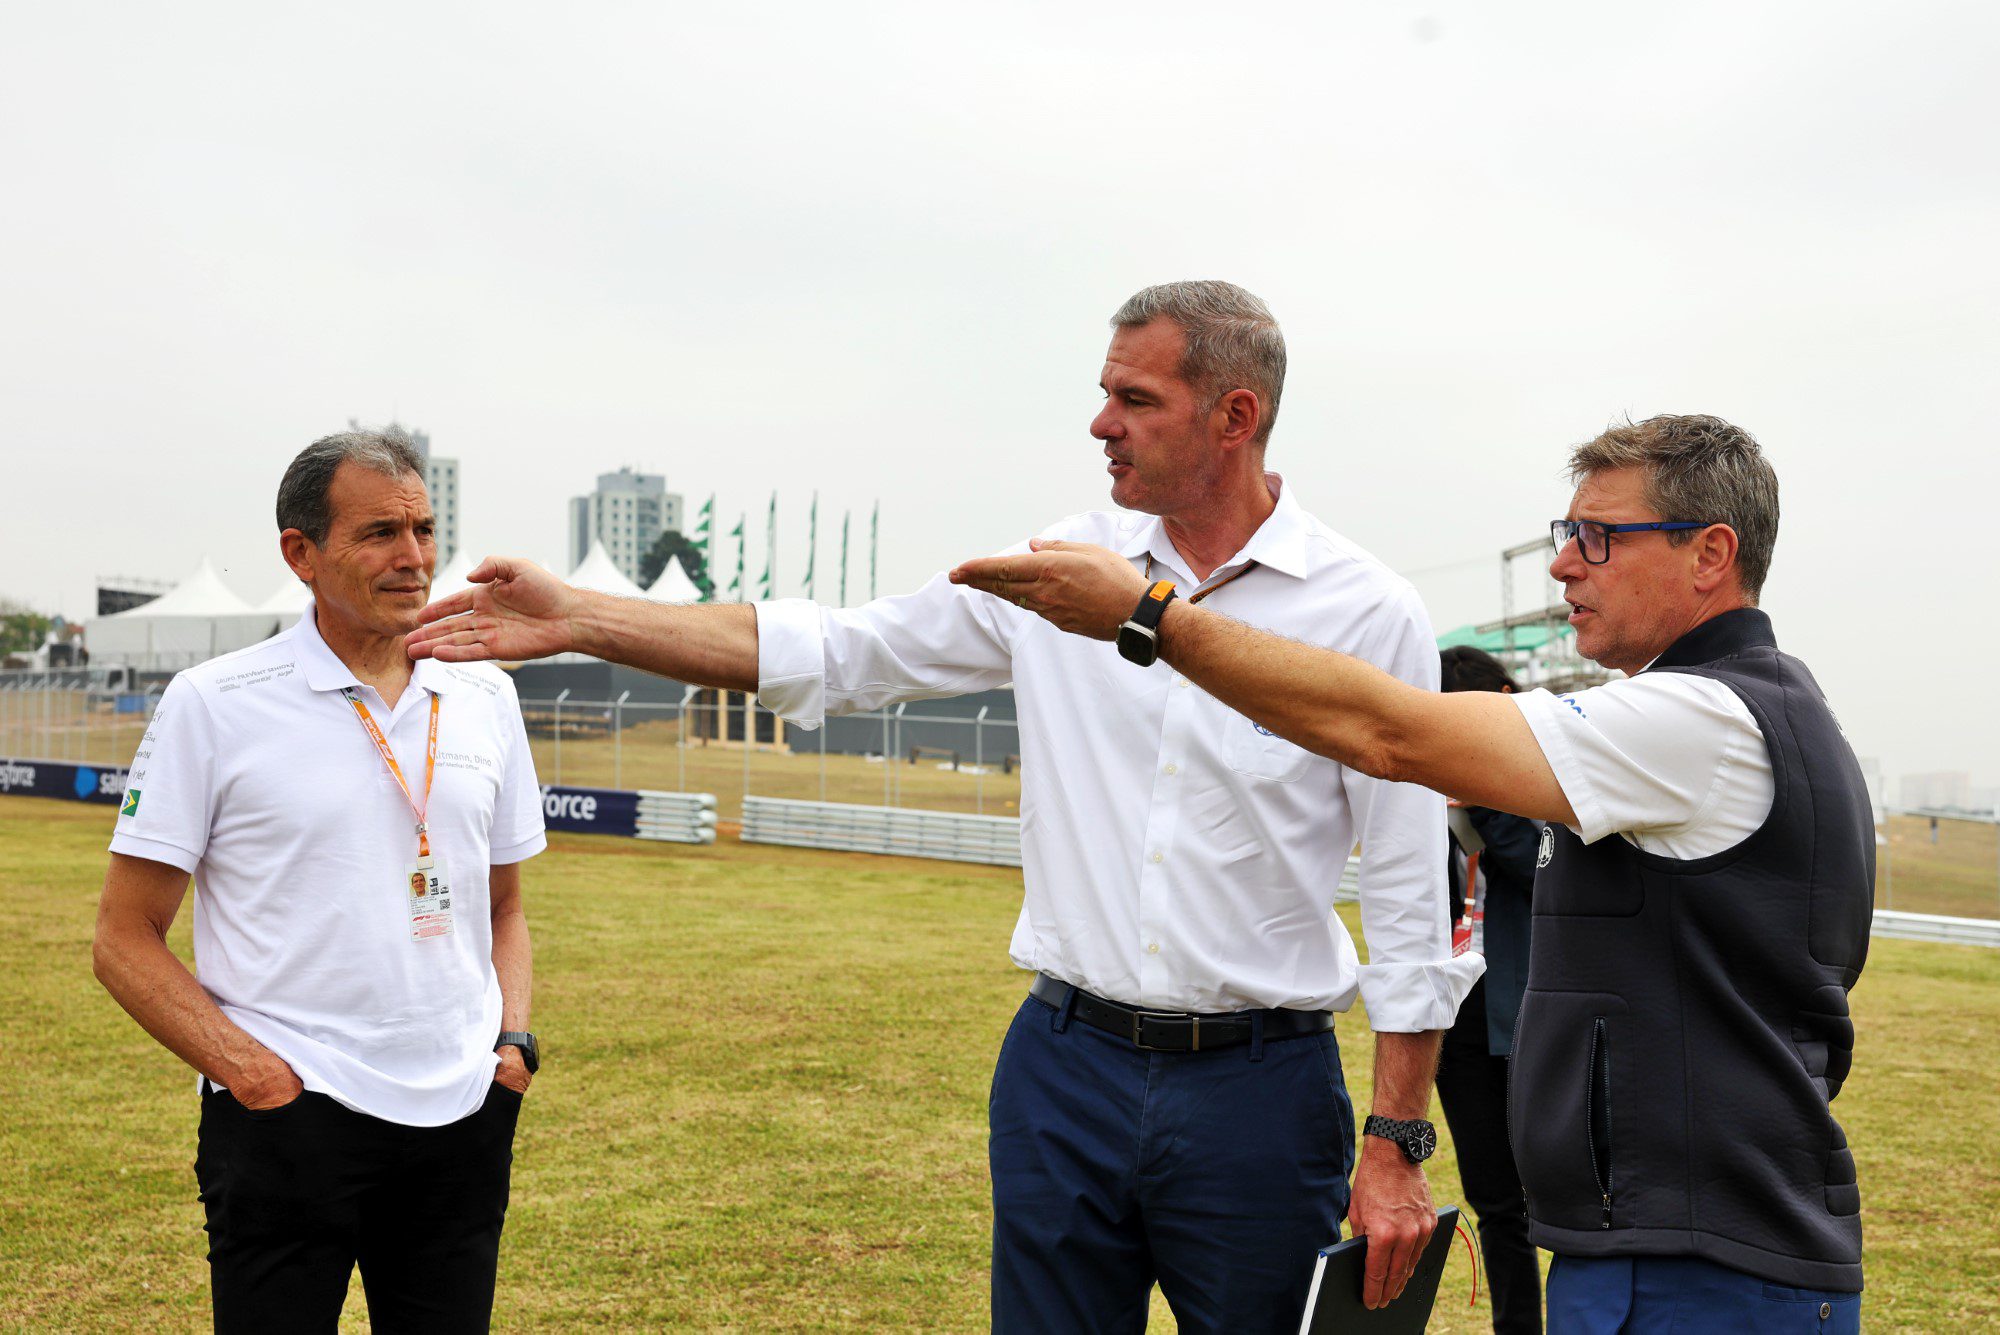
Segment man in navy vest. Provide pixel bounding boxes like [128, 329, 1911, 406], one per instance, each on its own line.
[953, 413, 1872, 1331]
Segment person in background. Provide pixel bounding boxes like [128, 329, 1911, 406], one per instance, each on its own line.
[1436, 644, 1542, 1335]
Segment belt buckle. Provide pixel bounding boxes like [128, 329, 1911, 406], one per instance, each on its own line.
[1132, 1010, 1198, 1052]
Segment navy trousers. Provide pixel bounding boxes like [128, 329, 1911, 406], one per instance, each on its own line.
[989, 991, 1355, 1335]
[1547, 1255, 1862, 1334]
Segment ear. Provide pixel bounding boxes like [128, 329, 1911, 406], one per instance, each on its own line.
[1210, 388, 1263, 453]
[1689, 523, 1741, 596]
[279, 529, 317, 586]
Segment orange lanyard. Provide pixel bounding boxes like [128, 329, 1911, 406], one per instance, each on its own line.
[1145, 554, 1259, 605]
[343, 687, 440, 858]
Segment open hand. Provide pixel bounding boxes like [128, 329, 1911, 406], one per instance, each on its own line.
[948, 539, 1148, 640]
[407, 557, 580, 664]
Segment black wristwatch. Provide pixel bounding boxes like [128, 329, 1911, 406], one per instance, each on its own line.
[1364, 1114, 1437, 1164]
[497, 1031, 540, 1075]
[1116, 581, 1178, 667]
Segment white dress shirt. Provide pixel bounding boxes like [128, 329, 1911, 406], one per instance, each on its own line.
[1514, 673, 1776, 860]
[757, 476, 1482, 1030]
[108, 605, 547, 1125]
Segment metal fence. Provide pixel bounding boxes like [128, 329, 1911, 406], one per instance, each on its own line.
[514, 691, 1023, 821]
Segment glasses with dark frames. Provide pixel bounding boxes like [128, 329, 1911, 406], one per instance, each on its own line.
[1549, 519, 1713, 565]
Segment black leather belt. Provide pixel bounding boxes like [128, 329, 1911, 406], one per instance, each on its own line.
[1029, 973, 1334, 1053]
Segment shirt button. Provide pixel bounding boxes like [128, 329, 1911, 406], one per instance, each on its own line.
[1150, 851, 1164, 864]
[1146, 942, 1160, 954]
[1163, 763, 1178, 776]
[1173, 675, 1188, 688]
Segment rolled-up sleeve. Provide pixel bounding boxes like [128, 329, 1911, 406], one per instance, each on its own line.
[755, 564, 1025, 729]
[1343, 586, 1485, 1031]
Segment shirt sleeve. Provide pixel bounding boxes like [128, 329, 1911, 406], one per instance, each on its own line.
[755, 555, 1029, 728]
[107, 674, 216, 875]
[1342, 585, 1486, 1032]
[489, 680, 548, 865]
[1512, 673, 1772, 851]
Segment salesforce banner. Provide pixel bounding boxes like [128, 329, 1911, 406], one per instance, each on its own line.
[0, 758, 131, 806]
[538, 784, 642, 837]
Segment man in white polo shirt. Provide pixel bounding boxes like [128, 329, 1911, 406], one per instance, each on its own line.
[92, 430, 546, 1334]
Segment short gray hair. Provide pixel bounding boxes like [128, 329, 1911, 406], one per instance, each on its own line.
[277, 429, 425, 544]
[1112, 281, 1287, 446]
[1567, 414, 1781, 601]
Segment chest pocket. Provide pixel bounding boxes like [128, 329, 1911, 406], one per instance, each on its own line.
[1225, 717, 1312, 783]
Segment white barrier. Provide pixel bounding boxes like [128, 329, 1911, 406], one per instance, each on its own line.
[1870, 909, 2000, 949]
[741, 796, 1021, 867]
[635, 791, 719, 844]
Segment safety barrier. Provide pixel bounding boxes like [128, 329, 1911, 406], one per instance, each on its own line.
[540, 784, 717, 845]
[1871, 909, 2000, 949]
[742, 796, 1022, 867]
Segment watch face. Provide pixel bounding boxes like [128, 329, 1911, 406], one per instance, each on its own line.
[1410, 1123, 1437, 1161]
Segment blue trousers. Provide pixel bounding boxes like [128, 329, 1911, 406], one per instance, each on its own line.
[1548, 1254, 1862, 1334]
[989, 991, 1355, 1335]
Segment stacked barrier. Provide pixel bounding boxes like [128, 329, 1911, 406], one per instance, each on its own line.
[741, 796, 1021, 867]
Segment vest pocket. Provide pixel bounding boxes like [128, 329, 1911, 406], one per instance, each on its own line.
[1509, 989, 1627, 1234]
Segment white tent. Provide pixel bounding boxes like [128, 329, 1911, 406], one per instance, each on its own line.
[645, 553, 704, 603]
[85, 556, 279, 668]
[257, 574, 314, 627]
[428, 549, 481, 606]
[568, 539, 649, 599]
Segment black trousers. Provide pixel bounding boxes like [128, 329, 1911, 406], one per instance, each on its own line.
[1436, 980, 1542, 1335]
[194, 1083, 521, 1335]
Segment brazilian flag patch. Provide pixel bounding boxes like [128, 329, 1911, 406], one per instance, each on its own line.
[121, 789, 141, 817]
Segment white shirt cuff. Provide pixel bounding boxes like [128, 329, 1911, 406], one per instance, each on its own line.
[754, 599, 828, 729]
[1512, 689, 1614, 844]
[1355, 954, 1487, 1032]
[490, 832, 547, 865]
[107, 832, 201, 875]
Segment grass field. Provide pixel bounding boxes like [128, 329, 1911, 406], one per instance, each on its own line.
[4, 796, 1998, 1331]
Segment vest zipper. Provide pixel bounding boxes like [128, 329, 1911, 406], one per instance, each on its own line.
[1588, 1016, 1612, 1228]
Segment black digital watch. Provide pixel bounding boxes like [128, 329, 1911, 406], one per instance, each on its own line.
[1116, 581, 1178, 667]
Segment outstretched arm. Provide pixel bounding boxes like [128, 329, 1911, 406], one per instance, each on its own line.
[950, 540, 1576, 825]
[407, 557, 760, 691]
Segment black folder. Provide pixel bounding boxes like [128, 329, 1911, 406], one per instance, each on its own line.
[1295, 1206, 1462, 1335]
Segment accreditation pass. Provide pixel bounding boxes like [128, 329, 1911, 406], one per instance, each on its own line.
[406, 854, 455, 941]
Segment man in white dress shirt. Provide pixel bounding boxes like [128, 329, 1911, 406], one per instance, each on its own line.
[409, 282, 1478, 1331]
[958, 413, 1873, 1332]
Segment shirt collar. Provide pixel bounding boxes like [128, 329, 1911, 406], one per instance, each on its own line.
[291, 601, 455, 697]
[1114, 472, 1312, 585]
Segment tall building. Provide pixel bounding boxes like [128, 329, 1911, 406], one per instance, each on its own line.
[568, 468, 683, 581]
[348, 418, 459, 564]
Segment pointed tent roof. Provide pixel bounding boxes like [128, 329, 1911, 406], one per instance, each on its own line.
[567, 539, 648, 599]
[645, 553, 704, 603]
[109, 556, 257, 618]
[428, 549, 481, 606]
[257, 576, 314, 615]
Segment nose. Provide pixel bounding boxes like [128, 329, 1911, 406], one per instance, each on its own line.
[1548, 534, 1587, 583]
[1090, 401, 1121, 443]
[393, 527, 426, 572]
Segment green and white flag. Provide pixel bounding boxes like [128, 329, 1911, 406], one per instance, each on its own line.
[694, 495, 716, 601]
[758, 492, 776, 600]
[728, 514, 746, 599]
[839, 510, 850, 607]
[803, 491, 818, 601]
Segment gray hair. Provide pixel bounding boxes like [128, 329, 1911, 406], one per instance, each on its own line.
[1567, 414, 1781, 601]
[276, 429, 425, 544]
[1112, 281, 1287, 446]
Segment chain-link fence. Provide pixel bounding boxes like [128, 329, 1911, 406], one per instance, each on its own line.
[0, 670, 161, 768]
[1877, 809, 2000, 921]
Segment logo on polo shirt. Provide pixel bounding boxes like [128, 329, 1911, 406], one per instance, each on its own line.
[121, 789, 141, 817]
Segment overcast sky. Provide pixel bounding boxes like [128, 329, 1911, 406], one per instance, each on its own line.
[2, 2, 1994, 788]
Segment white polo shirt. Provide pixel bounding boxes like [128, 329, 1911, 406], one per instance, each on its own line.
[756, 475, 1481, 1027]
[109, 604, 546, 1126]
